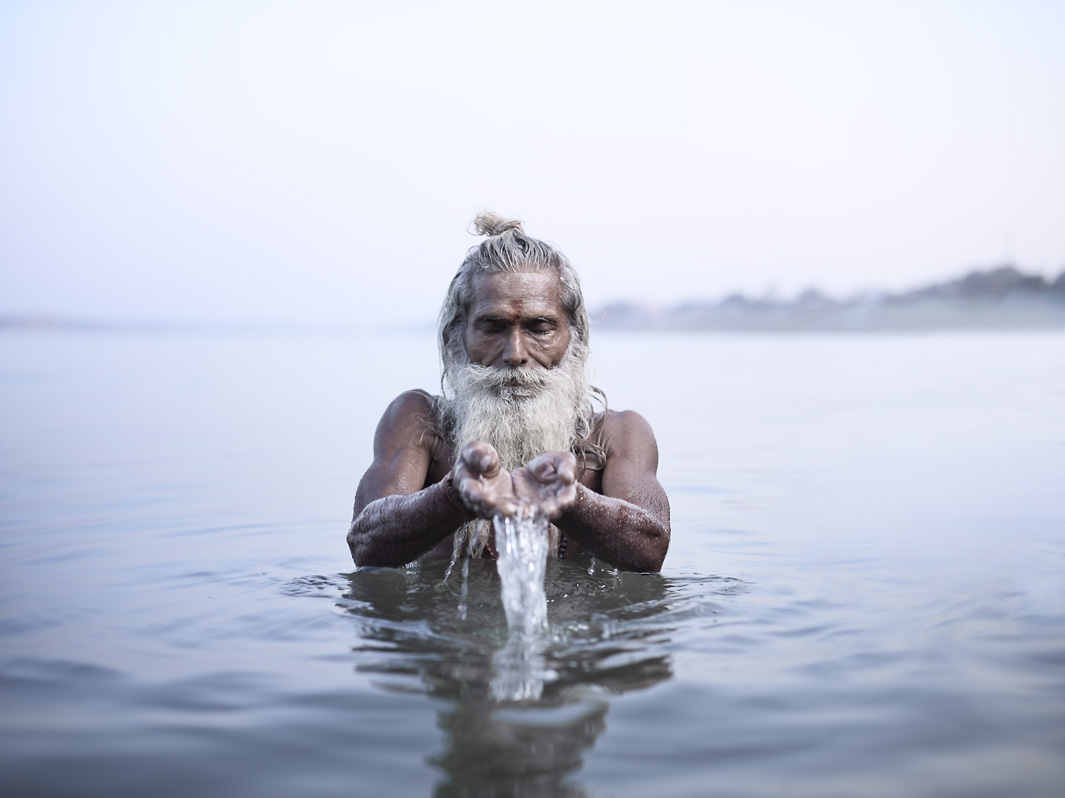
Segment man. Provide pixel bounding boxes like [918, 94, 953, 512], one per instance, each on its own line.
[347, 213, 670, 572]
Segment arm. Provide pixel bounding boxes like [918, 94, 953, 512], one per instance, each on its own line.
[515, 410, 670, 572]
[347, 393, 524, 567]
[347, 391, 473, 568]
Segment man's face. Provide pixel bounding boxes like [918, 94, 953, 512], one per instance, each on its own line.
[463, 271, 571, 371]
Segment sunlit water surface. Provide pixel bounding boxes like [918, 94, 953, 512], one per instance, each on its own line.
[1, 329, 1062, 797]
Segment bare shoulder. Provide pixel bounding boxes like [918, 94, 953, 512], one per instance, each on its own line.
[378, 389, 437, 428]
[369, 389, 445, 468]
[597, 409, 660, 465]
[381, 388, 437, 417]
[595, 408, 668, 523]
[374, 388, 439, 439]
[355, 390, 443, 515]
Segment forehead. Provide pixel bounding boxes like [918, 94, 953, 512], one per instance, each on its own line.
[468, 271, 565, 318]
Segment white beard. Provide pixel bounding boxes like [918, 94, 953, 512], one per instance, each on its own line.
[439, 347, 591, 558]
[441, 349, 589, 471]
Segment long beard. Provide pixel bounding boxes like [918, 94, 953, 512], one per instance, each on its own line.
[445, 365, 584, 471]
[439, 347, 591, 558]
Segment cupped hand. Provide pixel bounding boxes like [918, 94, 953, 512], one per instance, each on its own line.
[453, 441, 522, 519]
[511, 451, 579, 521]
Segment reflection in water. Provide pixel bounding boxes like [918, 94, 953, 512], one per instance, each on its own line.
[430, 695, 607, 798]
[340, 558, 683, 796]
[490, 634, 552, 702]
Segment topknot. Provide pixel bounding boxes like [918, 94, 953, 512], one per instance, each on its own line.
[471, 211, 524, 237]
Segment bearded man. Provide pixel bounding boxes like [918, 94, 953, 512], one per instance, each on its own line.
[347, 213, 670, 573]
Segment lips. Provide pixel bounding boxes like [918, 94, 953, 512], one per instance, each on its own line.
[498, 381, 536, 399]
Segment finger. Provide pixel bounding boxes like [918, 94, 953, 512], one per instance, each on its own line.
[530, 452, 576, 483]
[461, 441, 500, 478]
[528, 456, 558, 483]
[539, 499, 559, 519]
[555, 453, 578, 482]
[535, 462, 558, 482]
[493, 497, 522, 518]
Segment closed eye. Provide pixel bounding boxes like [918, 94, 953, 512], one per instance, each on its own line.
[474, 319, 506, 333]
[527, 318, 557, 334]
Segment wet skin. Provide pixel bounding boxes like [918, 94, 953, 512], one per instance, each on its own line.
[463, 271, 571, 371]
[347, 270, 670, 572]
[455, 272, 578, 519]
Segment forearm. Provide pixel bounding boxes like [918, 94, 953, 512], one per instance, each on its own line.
[348, 478, 474, 568]
[556, 484, 670, 573]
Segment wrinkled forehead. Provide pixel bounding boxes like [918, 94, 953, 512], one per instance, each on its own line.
[467, 270, 567, 320]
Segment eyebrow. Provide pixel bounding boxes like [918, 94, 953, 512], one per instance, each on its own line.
[471, 310, 560, 323]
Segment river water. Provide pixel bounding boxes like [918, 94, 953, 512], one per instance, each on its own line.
[1, 328, 1062, 797]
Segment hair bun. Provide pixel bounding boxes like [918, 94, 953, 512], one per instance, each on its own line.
[471, 211, 524, 237]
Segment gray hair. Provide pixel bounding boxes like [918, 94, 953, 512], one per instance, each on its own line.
[439, 212, 591, 393]
[437, 211, 607, 469]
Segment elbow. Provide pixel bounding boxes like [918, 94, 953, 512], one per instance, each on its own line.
[639, 524, 670, 573]
[347, 516, 402, 569]
[608, 526, 669, 574]
[636, 548, 667, 574]
[347, 521, 371, 567]
[643, 551, 666, 574]
[346, 524, 361, 565]
[618, 552, 665, 574]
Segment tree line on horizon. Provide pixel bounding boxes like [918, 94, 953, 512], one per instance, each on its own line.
[593, 265, 1065, 332]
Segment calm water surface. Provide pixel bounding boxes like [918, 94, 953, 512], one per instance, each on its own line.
[1, 329, 1062, 797]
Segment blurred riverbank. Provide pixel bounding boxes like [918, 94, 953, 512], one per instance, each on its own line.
[594, 265, 1065, 332]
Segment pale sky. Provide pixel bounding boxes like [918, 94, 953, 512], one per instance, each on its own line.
[2, 0, 1063, 326]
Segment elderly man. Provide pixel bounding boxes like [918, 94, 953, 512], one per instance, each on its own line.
[347, 213, 670, 572]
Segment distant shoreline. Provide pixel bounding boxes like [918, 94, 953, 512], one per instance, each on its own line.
[592, 265, 1065, 332]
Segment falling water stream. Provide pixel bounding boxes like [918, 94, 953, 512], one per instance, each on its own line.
[492, 512, 549, 635]
[489, 512, 553, 700]
[440, 511, 554, 699]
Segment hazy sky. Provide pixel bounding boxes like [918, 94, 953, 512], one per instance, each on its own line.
[2, 0, 1063, 326]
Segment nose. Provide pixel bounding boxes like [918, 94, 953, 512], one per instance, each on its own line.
[502, 330, 528, 367]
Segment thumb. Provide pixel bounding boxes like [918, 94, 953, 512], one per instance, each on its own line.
[461, 441, 500, 478]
